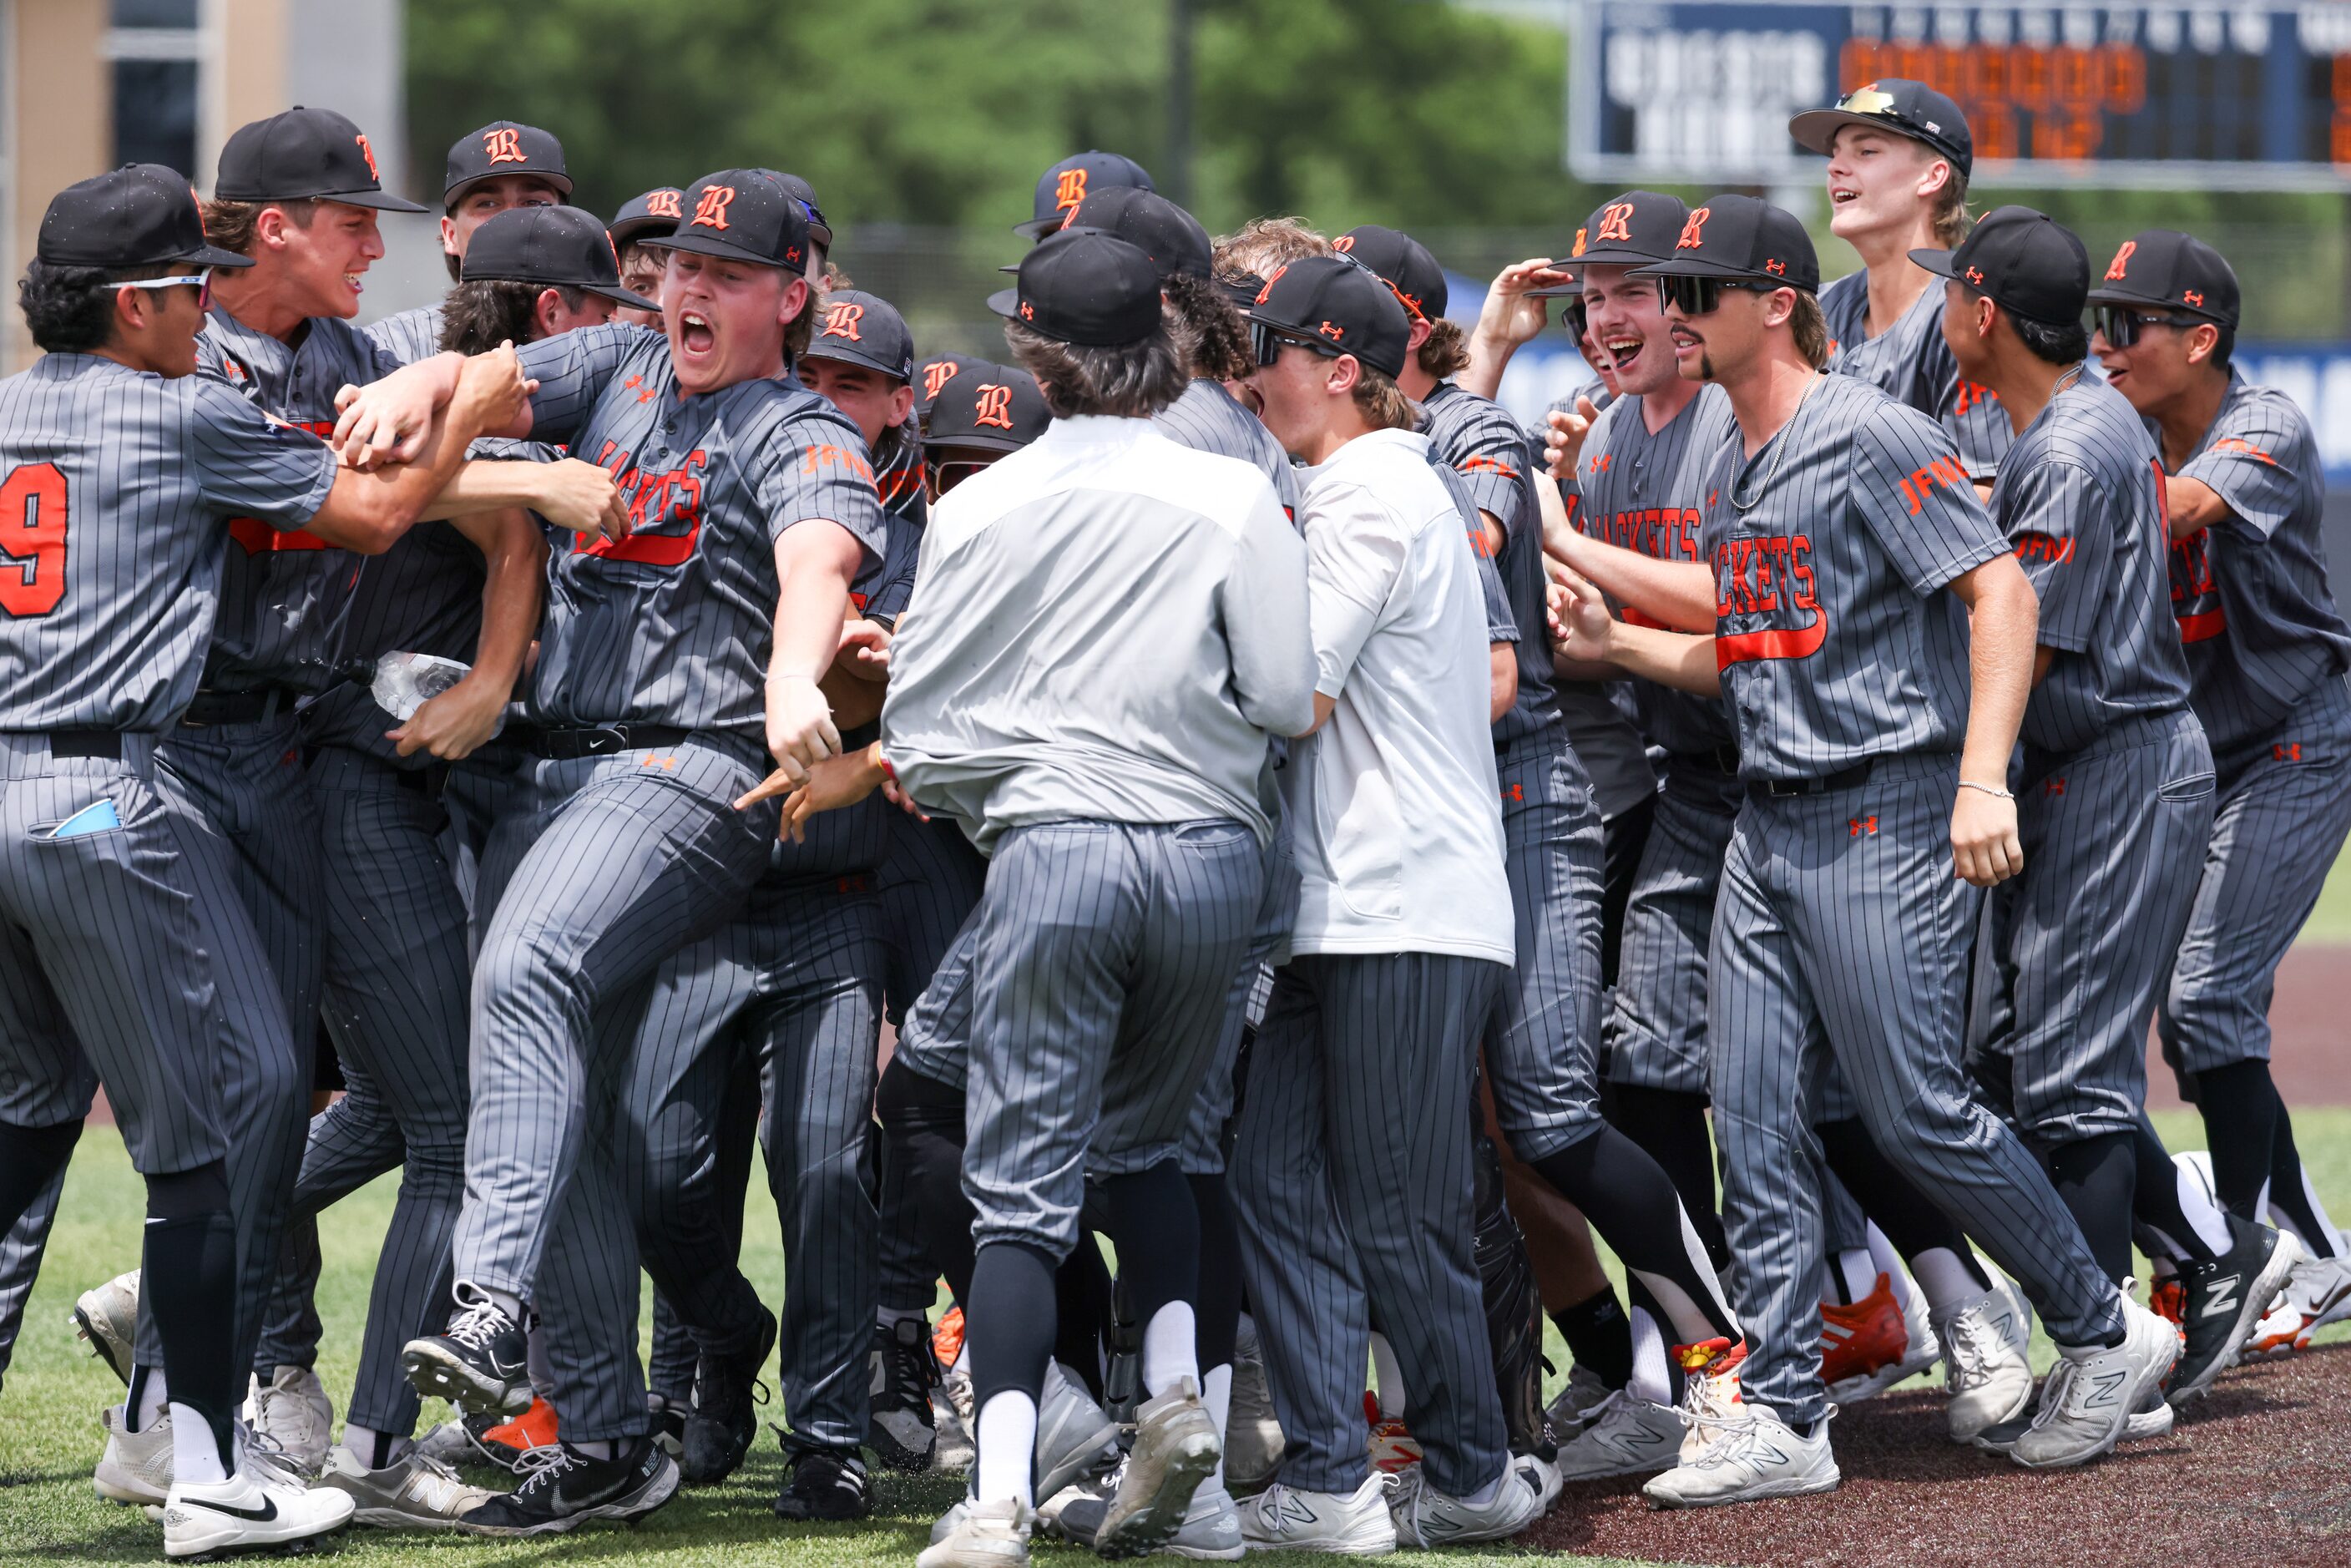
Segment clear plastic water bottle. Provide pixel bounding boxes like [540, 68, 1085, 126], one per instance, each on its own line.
[371, 651, 473, 721]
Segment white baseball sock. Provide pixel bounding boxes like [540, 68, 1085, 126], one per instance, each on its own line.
[169, 1403, 226, 1484]
[1369, 1332, 1405, 1419]
[1201, 1363, 1232, 1491]
[1140, 1302, 1199, 1399]
[973, 1390, 1038, 1506]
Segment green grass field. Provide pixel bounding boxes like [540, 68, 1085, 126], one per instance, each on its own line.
[7, 1108, 2348, 1566]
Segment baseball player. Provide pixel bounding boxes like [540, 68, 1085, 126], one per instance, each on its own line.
[882, 229, 1312, 1568]
[1015, 149, 1154, 240]
[1555, 195, 2174, 1501]
[334, 169, 883, 1535]
[252, 205, 650, 1521]
[2090, 230, 2351, 1352]
[1789, 80, 2009, 477]
[367, 120, 570, 366]
[609, 188, 683, 328]
[1226, 255, 1555, 1551]
[1927, 208, 2300, 1432]
[0, 164, 523, 1552]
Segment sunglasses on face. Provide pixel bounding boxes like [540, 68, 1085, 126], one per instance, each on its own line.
[2091, 305, 2207, 349]
[1654, 276, 1773, 317]
[1251, 321, 1341, 367]
[122, 272, 211, 311]
[926, 458, 994, 497]
[1562, 297, 1589, 341]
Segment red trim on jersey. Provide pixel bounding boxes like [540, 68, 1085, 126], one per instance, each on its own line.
[1715, 612, 1827, 668]
[2177, 609, 2227, 642]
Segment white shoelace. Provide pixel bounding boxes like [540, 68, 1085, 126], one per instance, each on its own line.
[508, 1444, 584, 1497]
[444, 1298, 513, 1353]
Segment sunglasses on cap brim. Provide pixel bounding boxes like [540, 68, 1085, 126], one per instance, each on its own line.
[2091, 305, 2209, 349]
[1654, 276, 1779, 317]
[1251, 321, 1342, 367]
[121, 271, 212, 310]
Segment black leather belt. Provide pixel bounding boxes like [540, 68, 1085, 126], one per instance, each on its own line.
[1748, 759, 1874, 798]
[180, 687, 301, 726]
[520, 723, 700, 760]
[46, 731, 122, 761]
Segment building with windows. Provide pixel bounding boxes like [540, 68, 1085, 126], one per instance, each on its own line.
[1, 0, 407, 371]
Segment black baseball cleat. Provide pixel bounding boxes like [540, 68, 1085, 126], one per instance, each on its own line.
[2169, 1216, 2302, 1406]
[402, 1286, 533, 1418]
[461, 1436, 679, 1536]
[772, 1438, 871, 1522]
[646, 1394, 686, 1459]
[680, 1306, 777, 1486]
[865, 1317, 938, 1473]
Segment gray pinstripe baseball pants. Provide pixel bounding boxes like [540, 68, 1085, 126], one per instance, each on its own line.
[0, 1158, 67, 1387]
[604, 873, 885, 1449]
[1484, 738, 1607, 1161]
[1603, 758, 1741, 1097]
[1231, 952, 1508, 1499]
[1711, 752, 2122, 1426]
[963, 820, 1261, 1256]
[2159, 675, 2351, 1079]
[1981, 712, 2213, 1146]
[139, 721, 316, 1379]
[250, 746, 473, 1436]
[451, 741, 772, 1323]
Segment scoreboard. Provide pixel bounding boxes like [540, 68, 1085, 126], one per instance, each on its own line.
[1569, 3, 2351, 189]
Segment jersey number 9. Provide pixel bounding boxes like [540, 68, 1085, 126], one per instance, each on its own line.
[0, 463, 66, 618]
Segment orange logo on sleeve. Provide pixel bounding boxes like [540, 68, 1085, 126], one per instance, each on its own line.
[1054, 169, 1088, 211]
[646, 190, 683, 220]
[1596, 203, 1636, 242]
[2104, 240, 2136, 281]
[1675, 209, 1711, 250]
[922, 360, 960, 400]
[483, 128, 525, 165]
[972, 385, 1015, 429]
[355, 134, 380, 181]
[690, 185, 736, 230]
[821, 302, 864, 340]
[1899, 453, 1972, 515]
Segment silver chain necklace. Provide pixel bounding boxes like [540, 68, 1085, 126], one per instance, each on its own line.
[1731, 372, 1825, 512]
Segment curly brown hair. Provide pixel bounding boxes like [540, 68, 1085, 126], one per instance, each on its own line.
[1417, 317, 1471, 381]
[439, 278, 590, 356]
[1212, 216, 1331, 284]
[1164, 272, 1253, 384]
[1005, 319, 1188, 420]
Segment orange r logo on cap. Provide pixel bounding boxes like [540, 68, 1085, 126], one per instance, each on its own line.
[356, 134, 380, 180]
[2105, 240, 2136, 281]
[691, 186, 736, 230]
[647, 190, 683, 220]
[973, 385, 1014, 430]
[483, 128, 524, 165]
[822, 302, 863, 340]
[1676, 209, 1710, 249]
[1597, 203, 1635, 242]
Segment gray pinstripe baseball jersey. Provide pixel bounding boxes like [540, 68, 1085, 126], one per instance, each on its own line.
[365, 303, 450, 368]
[1974, 373, 2212, 1143]
[1156, 377, 1301, 516]
[1423, 382, 1560, 749]
[195, 304, 402, 691]
[1550, 383, 1663, 821]
[1821, 271, 2011, 479]
[1699, 371, 2121, 1424]
[515, 322, 886, 731]
[1578, 384, 1742, 1095]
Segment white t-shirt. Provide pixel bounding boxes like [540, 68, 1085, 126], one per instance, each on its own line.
[1284, 427, 1514, 964]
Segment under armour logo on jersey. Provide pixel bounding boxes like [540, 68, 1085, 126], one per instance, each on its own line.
[1675, 208, 1711, 250]
[1848, 816, 1877, 837]
[690, 185, 736, 230]
[971, 385, 1015, 431]
[640, 752, 678, 771]
[355, 134, 381, 181]
[2045, 776, 2066, 796]
[922, 360, 960, 400]
[647, 190, 683, 220]
[1597, 203, 1636, 242]
[2275, 741, 2303, 762]
[1054, 169, 1088, 211]
[1503, 781, 1524, 802]
[483, 128, 525, 165]
[1586, 453, 1611, 476]
[822, 302, 864, 341]
[2105, 240, 2136, 281]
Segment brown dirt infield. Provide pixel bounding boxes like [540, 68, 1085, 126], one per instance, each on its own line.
[1525, 1343, 2351, 1566]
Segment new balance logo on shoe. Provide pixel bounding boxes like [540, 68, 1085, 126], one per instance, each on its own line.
[1272, 1492, 1319, 1529]
[2085, 1369, 2130, 1408]
[2200, 1276, 2242, 1320]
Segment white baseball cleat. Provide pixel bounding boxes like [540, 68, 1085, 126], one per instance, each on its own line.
[933, 1365, 977, 1472]
[1550, 1389, 1682, 1480]
[316, 1443, 495, 1529]
[1235, 1474, 1395, 1555]
[2249, 1239, 2351, 1356]
[1641, 1405, 1839, 1509]
[918, 1495, 1034, 1568]
[1387, 1453, 1552, 1545]
[1544, 1363, 1612, 1439]
[245, 1364, 334, 1478]
[94, 1404, 174, 1507]
[2010, 1295, 2179, 1469]
[1099, 1377, 1222, 1557]
[71, 1271, 140, 1385]
[1932, 1279, 2035, 1443]
[161, 1466, 355, 1558]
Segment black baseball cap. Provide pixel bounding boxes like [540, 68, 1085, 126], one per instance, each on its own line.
[1531, 191, 1690, 296]
[1333, 225, 1446, 321]
[915, 351, 996, 426]
[805, 289, 916, 382]
[1061, 188, 1211, 281]
[1910, 205, 2086, 326]
[988, 229, 1164, 346]
[459, 205, 656, 312]
[38, 164, 254, 270]
[215, 106, 429, 213]
[1019, 150, 1154, 238]
[609, 188, 684, 249]
[442, 122, 569, 209]
[1790, 79, 1974, 180]
[644, 170, 811, 271]
[771, 172, 833, 254]
[1629, 195, 1819, 292]
[927, 362, 1051, 453]
[2085, 230, 2241, 327]
[1249, 255, 1411, 379]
